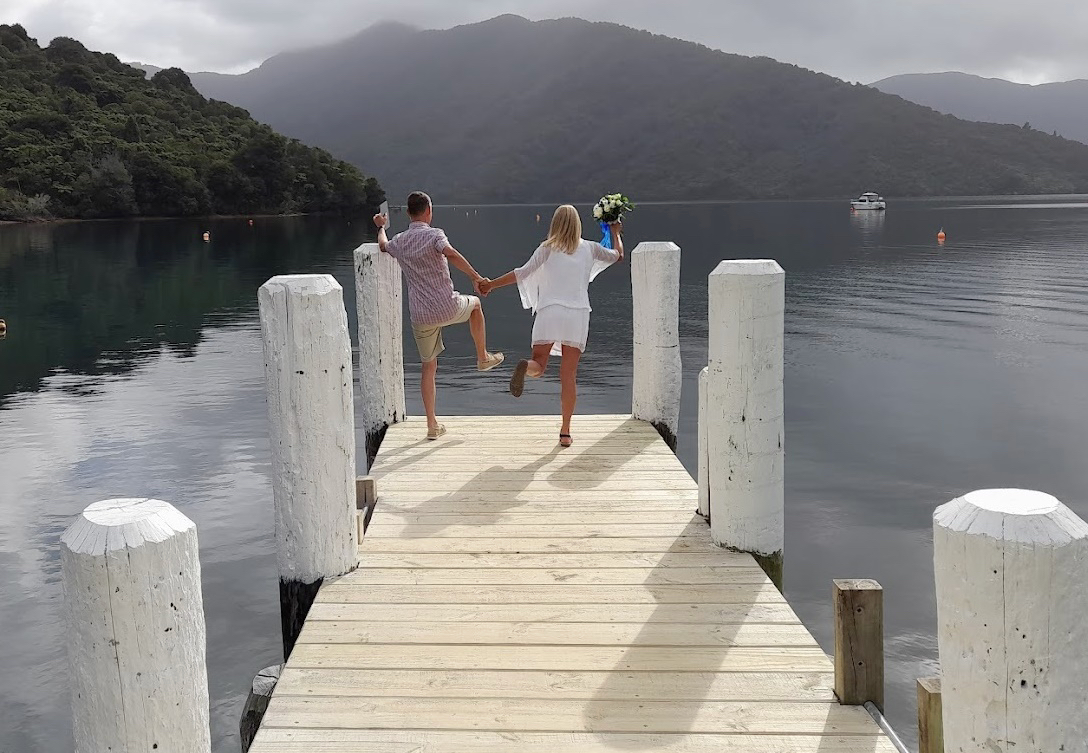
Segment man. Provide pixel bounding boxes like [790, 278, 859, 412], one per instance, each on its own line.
[374, 191, 504, 440]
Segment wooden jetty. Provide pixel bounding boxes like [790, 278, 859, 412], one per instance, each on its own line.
[248, 414, 897, 752]
[55, 242, 1088, 753]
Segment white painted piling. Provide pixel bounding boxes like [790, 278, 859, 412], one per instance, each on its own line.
[934, 489, 1088, 752]
[707, 259, 785, 586]
[61, 498, 210, 753]
[354, 243, 405, 468]
[631, 241, 682, 450]
[258, 274, 357, 659]
[698, 365, 710, 518]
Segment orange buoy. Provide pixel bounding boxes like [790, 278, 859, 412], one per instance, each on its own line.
[937, 228, 946, 242]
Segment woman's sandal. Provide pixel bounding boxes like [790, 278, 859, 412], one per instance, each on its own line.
[559, 433, 573, 448]
[509, 359, 530, 397]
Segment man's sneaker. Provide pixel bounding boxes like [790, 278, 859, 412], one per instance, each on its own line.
[477, 352, 505, 372]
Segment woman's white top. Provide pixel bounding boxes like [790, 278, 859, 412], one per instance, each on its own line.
[514, 239, 620, 313]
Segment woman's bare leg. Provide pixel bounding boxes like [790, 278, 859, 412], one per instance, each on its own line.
[527, 343, 552, 377]
[559, 345, 582, 440]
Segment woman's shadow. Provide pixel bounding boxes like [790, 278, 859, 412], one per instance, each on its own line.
[374, 420, 659, 539]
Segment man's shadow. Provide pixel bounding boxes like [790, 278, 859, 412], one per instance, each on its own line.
[367, 419, 662, 539]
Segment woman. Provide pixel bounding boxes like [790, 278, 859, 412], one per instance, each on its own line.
[480, 205, 624, 447]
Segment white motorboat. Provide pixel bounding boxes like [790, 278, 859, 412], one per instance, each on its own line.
[851, 192, 886, 210]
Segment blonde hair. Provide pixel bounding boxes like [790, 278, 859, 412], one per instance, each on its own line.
[543, 205, 582, 254]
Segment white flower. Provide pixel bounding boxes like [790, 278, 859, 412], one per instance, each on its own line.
[593, 205, 603, 219]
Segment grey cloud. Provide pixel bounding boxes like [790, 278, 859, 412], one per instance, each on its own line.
[2, 0, 1087, 82]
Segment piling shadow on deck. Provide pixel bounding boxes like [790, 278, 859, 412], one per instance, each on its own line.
[248, 415, 895, 752]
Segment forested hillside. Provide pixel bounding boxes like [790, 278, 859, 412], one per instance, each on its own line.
[0, 24, 384, 221]
[188, 15, 1088, 202]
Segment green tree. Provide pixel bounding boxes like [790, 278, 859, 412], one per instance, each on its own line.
[0, 24, 382, 221]
[73, 154, 137, 217]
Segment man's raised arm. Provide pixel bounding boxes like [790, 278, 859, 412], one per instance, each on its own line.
[441, 245, 486, 293]
[373, 213, 390, 253]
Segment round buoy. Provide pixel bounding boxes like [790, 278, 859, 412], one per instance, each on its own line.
[937, 228, 946, 242]
[202, 231, 210, 242]
[248, 219, 254, 227]
[0, 319, 7, 334]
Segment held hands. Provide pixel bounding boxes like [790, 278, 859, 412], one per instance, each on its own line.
[475, 277, 493, 297]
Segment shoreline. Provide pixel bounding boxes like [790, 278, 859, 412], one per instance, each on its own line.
[0, 212, 308, 227]
[0, 209, 385, 227]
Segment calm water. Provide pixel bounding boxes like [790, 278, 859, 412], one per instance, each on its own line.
[2, 197, 1088, 751]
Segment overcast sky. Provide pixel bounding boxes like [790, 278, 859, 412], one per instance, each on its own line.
[3, 0, 1087, 84]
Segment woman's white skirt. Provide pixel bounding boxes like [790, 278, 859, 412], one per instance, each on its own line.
[532, 304, 591, 356]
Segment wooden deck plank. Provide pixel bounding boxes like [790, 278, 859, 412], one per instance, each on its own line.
[252, 730, 900, 753]
[250, 415, 893, 752]
[362, 524, 709, 538]
[358, 537, 729, 554]
[273, 667, 836, 700]
[347, 566, 773, 585]
[373, 491, 699, 505]
[305, 602, 805, 624]
[354, 552, 755, 569]
[296, 621, 818, 647]
[371, 512, 706, 525]
[287, 644, 833, 672]
[259, 696, 879, 734]
[315, 583, 785, 604]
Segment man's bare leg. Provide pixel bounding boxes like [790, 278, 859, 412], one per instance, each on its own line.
[468, 302, 488, 363]
[422, 358, 439, 429]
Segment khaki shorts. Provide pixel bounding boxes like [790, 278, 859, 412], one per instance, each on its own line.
[412, 295, 479, 362]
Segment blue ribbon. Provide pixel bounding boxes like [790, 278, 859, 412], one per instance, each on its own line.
[599, 221, 613, 250]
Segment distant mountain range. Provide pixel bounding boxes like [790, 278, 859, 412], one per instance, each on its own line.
[873, 72, 1088, 145]
[151, 16, 1088, 201]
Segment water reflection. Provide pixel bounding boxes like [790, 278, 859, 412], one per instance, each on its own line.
[3, 199, 1088, 751]
[849, 207, 886, 246]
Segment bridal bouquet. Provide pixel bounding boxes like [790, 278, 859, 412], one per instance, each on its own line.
[592, 193, 634, 249]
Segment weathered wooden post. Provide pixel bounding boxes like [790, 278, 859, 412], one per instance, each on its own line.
[61, 498, 210, 753]
[354, 242, 405, 469]
[259, 274, 358, 660]
[631, 241, 682, 450]
[832, 579, 885, 711]
[707, 260, 785, 587]
[356, 475, 377, 534]
[239, 664, 283, 753]
[934, 489, 1088, 752]
[697, 365, 710, 519]
[917, 676, 944, 753]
